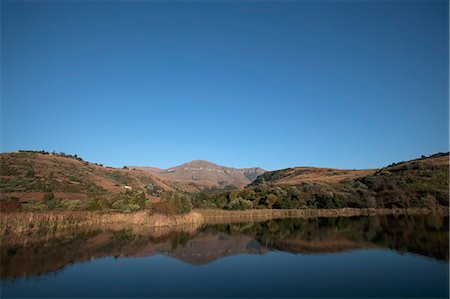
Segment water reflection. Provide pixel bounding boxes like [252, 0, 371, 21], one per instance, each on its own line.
[1, 215, 448, 279]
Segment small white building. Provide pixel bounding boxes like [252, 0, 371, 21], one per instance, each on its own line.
[123, 185, 133, 190]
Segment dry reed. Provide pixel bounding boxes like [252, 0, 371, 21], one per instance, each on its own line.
[1, 207, 447, 239]
[0, 211, 204, 238]
[197, 207, 449, 224]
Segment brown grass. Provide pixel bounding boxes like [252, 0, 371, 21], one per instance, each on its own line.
[139, 160, 265, 190]
[1, 207, 447, 241]
[197, 207, 449, 224]
[0, 152, 175, 203]
[276, 167, 376, 185]
[0, 211, 203, 239]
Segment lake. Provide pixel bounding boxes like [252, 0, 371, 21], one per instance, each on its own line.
[1, 214, 448, 298]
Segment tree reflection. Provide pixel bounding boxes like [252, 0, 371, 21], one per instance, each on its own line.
[1, 215, 448, 278]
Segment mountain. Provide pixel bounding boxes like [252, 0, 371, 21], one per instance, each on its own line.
[0, 151, 173, 203]
[129, 160, 265, 191]
[2, 151, 447, 211]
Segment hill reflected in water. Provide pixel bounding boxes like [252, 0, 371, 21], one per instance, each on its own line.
[1, 214, 448, 278]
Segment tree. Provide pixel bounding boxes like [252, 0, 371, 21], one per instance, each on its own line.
[229, 191, 238, 201]
[265, 194, 278, 209]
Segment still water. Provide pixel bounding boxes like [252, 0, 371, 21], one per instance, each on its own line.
[1, 215, 448, 298]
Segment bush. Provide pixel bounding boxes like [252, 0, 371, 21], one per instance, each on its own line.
[145, 183, 164, 196]
[226, 197, 253, 210]
[60, 199, 82, 210]
[85, 198, 103, 211]
[23, 202, 47, 211]
[109, 191, 147, 212]
[43, 192, 60, 209]
[151, 201, 179, 215]
[264, 194, 278, 209]
[151, 191, 192, 215]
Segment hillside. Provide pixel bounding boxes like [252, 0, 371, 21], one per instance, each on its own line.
[0, 151, 173, 204]
[130, 160, 265, 191]
[251, 167, 376, 186]
[192, 153, 449, 210]
[1, 151, 448, 212]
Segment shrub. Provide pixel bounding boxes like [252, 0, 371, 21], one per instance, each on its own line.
[85, 198, 102, 211]
[264, 194, 278, 209]
[145, 183, 164, 196]
[226, 197, 253, 210]
[151, 191, 192, 215]
[43, 192, 60, 209]
[151, 201, 180, 215]
[60, 199, 82, 210]
[125, 204, 141, 213]
[23, 202, 47, 211]
[109, 191, 147, 212]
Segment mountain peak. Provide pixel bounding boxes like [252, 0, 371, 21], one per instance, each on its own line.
[133, 160, 266, 190]
[184, 160, 218, 166]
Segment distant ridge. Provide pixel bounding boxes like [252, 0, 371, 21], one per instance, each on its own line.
[129, 160, 265, 191]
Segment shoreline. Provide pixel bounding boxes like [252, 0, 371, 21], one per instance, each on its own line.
[1, 207, 448, 240]
[197, 207, 449, 224]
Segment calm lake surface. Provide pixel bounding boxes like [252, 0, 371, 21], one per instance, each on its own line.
[1, 215, 448, 298]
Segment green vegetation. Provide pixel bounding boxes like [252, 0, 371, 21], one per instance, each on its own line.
[22, 191, 148, 213]
[2, 214, 446, 280]
[190, 183, 347, 210]
[151, 192, 192, 215]
[1, 151, 448, 214]
[145, 183, 164, 196]
[84, 191, 147, 212]
[201, 214, 449, 261]
[18, 150, 84, 162]
[191, 153, 449, 210]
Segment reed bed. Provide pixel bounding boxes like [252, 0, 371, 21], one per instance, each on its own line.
[197, 207, 449, 224]
[0, 211, 204, 238]
[1, 207, 447, 240]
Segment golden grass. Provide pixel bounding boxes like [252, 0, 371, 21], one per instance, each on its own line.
[1, 207, 447, 240]
[276, 168, 376, 185]
[197, 207, 449, 224]
[0, 211, 204, 238]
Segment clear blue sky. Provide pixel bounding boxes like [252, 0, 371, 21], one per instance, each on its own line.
[1, 0, 448, 170]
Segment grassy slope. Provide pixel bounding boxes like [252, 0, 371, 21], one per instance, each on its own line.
[355, 154, 449, 206]
[0, 152, 173, 202]
[251, 167, 376, 186]
[252, 154, 448, 187]
[1, 151, 448, 210]
[247, 153, 449, 208]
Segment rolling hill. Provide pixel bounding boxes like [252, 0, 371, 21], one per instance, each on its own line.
[250, 166, 376, 186]
[250, 153, 449, 189]
[1, 151, 448, 211]
[0, 151, 173, 203]
[193, 153, 449, 210]
[130, 160, 265, 191]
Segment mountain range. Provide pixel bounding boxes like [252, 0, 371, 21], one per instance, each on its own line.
[0, 152, 265, 204]
[0, 151, 448, 210]
[129, 160, 265, 191]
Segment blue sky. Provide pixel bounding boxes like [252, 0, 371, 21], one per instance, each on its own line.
[1, 0, 448, 170]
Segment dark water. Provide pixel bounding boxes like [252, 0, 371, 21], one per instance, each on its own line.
[1, 215, 449, 298]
